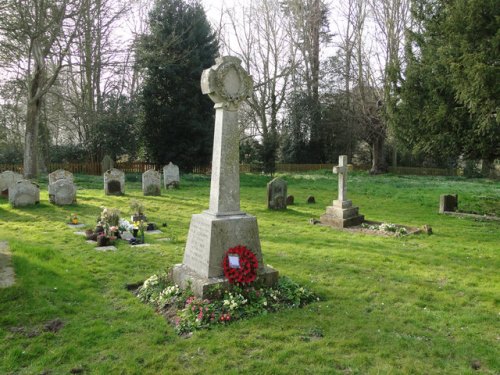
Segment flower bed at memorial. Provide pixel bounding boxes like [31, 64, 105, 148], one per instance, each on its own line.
[136, 272, 317, 335]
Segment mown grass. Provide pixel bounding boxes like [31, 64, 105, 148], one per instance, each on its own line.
[0, 171, 498, 374]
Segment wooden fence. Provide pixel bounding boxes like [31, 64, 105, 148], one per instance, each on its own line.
[0, 162, 463, 177]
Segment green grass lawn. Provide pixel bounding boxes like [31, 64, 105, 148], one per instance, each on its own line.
[0, 171, 498, 374]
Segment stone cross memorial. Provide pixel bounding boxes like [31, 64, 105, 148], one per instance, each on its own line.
[172, 56, 278, 297]
[267, 177, 287, 210]
[163, 162, 180, 189]
[320, 155, 364, 228]
[142, 169, 161, 196]
[104, 168, 125, 196]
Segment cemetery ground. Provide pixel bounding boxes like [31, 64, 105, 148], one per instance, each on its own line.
[0, 171, 498, 374]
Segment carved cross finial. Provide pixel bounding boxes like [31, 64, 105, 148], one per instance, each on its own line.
[201, 56, 253, 111]
[333, 155, 348, 203]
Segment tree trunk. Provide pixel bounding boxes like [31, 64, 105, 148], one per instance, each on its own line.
[370, 135, 388, 174]
[24, 96, 41, 179]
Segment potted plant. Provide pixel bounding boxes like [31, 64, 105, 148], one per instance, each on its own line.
[130, 199, 147, 222]
[70, 213, 78, 225]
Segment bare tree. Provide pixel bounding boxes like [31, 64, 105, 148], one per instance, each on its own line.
[221, 0, 297, 171]
[0, 0, 86, 178]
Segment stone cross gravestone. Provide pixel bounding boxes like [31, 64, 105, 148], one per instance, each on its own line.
[320, 155, 364, 228]
[163, 162, 180, 189]
[267, 178, 287, 210]
[0, 171, 23, 197]
[101, 155, 114, 174]
[172, 56, 278, 297]
[8, 180, 40, 207]
[142, 169, 161, 196]
[104, 168, 125, 195]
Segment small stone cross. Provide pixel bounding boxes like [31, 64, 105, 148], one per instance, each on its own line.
[333, 155, 348, 203]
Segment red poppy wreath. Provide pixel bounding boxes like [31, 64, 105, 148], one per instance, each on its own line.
[222, 245, 258, 284]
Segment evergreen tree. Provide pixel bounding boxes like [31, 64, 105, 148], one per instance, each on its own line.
[395, 0, 499, 171]
[136, 0, 218, 170]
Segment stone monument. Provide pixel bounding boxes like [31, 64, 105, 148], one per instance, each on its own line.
[163, 162, 180, 189]
[104, 168, 125, 195]
[0, 171, 23, 197]
[267, 178, 287, 210]
[172, 56, 278, 297]
[8, 180, 40, 207]
[101, 155, 114, 174]
[142, 169, 161, 196]
[320, 155, 364, 228]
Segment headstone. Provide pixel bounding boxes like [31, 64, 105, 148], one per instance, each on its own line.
[439, 194, 458, 213]
[49, 179, 77, 205]
[48, 169, 76, 205]
[48, 169, 74, 185]
[286, 195, 294, 205]
[163, 162, 180, 189]
[172, 56, 278, 298]
[104, 168, 125, 195]
[320, 155, 364, 228]
[267, 178, 287, 210]
[101, 155, 114, 174]
[307, 196, 316, 204]
[8, 180, 40, 207]
[0, 171, 23, 197]
[142, 169, 161, 196]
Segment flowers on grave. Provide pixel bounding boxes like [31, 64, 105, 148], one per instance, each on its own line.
[69, 213, 78, 224]
[118, 218, 134, 233]
[222, 245, 258, 285]
[130, 199, 146, 221]
[136, 273, 317, 335]
[361, 222, 408, 236]
[99, 206, 120, 227]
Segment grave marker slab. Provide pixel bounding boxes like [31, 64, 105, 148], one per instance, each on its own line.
[49, 179, 77, 205]
[104, 168, 125, 195]
[439, 194, 458, 213]
[8, 180, 40, 207]
[320, 155, 364, 228]
[267, 178, 287, 210]
[142, 169, 161, 196]
[101, 155, 114, 173]
[172, 56, 278, 297]
[0, 171, 22, 197]
[163, 162, 180, 189]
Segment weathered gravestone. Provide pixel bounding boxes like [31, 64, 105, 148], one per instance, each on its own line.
[48, 169, 74, 185]
[49, 179, 77, 205]
[104, 168, 125, 195]
[286, 195, 294, 205]
[101, 155, 114, 174]
[267, 178, 287, 210]
[172, 56, 278, 298]
[439, 194, 458, 213]
[8, 180, 40, 207]
[0, 171, 23, 197]
[48, 169, 76, 205]
[163, 162, 180, 189]
[320, 155, 364, 228]
[142, 169, 161, 196]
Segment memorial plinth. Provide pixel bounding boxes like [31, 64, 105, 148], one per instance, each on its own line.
[172, 56, 278, 297]
[320, 155, 364, 228]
